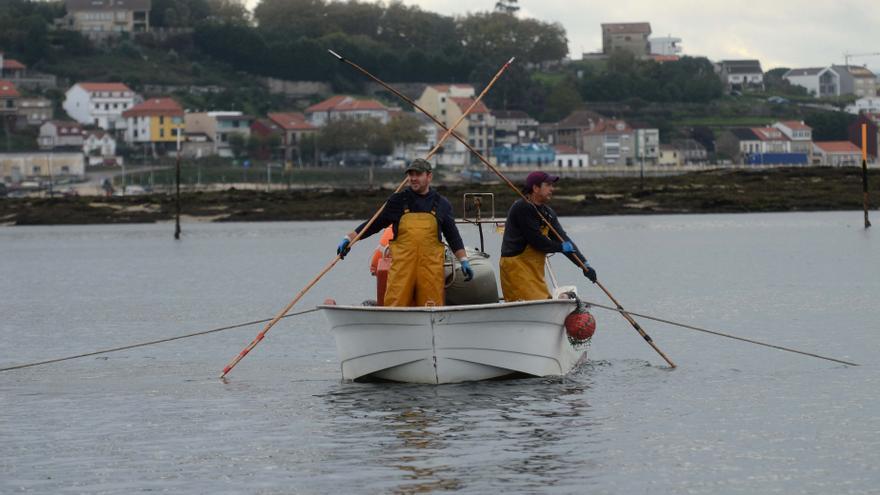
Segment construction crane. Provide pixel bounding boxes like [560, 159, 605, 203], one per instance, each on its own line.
[843, 51, 880, 67]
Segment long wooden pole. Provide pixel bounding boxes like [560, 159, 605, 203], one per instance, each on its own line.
[862, 123, 871, 229]
[332, 53, 676, 368]
[220, 58, 515, 378]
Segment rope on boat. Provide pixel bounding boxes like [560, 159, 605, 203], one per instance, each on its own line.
[582, 300, 860, 367]
[0, 308, 321, 373]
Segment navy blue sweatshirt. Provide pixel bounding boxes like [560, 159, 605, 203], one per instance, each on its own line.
[354, 188, 465, 252]
[500, 198, 586, 265]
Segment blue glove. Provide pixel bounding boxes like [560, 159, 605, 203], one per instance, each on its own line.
[561, 241, 575, 254]
[337, 237, 351, 259]
[460, 259, 474, 282]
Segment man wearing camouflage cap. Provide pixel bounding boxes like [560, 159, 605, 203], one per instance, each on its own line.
[337, 159, 473, 306]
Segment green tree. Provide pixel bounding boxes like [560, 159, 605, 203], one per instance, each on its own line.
[805, 112, 858, 141]
[543, 79, 583, 122]
[385, 114, 427, 148]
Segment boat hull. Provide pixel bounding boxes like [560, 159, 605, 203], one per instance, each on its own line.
[320, 299, 587, 384]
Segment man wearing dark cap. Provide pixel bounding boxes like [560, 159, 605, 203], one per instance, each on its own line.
[337, 159, 473, 307]
[499, 171, 597, 301]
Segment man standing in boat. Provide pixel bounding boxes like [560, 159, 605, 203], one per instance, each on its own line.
[336, 158, 474, 306]
[499, 171, 597, 301]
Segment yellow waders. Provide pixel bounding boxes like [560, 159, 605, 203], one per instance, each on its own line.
[499, 225, 551, 302]
[383, 210, 445, 307]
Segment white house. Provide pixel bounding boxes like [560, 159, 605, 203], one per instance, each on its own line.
[304, 95, 392, 127]
[554, 144, 589, 168]
[783, 67, 838, 97]
[813, 141, 862, 166]
[0, 152, 86, 181]
[650, 36, 682, 56]
[83, 130, 117, 161]
[772, 120, 813, 157]
[716, 60, 764, 91]
[846, 97, 880, 115]
[38, 120, 84, 149]
[63, 82, 140, 130]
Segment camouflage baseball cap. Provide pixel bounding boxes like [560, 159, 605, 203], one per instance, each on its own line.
[405, 158, 432, 173]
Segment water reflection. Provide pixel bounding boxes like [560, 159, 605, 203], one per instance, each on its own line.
[320, 372, 598, 492]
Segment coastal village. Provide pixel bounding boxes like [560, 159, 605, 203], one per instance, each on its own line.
[0, 0, 878, 199]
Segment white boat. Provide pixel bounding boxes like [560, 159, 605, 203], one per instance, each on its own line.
[320, 196, 594, 384]
[320, 297, 590, 384]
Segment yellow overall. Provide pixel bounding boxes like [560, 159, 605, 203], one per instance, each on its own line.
[499, 225, 551, 302]
[383, 209, 445, 307]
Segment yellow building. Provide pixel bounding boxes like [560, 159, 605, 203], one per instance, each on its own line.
[122, 97, 184, 149]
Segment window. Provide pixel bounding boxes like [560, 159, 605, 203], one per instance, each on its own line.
[159, 116, 164, 125]
[568, 159, 573, 167]
[33, 166, 41, 174]
[159, 129, 164, 138]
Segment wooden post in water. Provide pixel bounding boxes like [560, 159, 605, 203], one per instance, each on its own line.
[862, 124, 872, 229]
[174, 129, 182, 240]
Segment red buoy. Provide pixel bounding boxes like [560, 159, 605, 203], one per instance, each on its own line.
[565, 309, 596, 343]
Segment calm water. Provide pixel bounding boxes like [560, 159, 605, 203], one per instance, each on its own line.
[1, 212, 878, 494]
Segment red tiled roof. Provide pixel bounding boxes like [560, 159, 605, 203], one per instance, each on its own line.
[305, 95, 387, 113]
[814, 141, 862, 153]
[751, 127, 788, 141]
[267, 112, 315, 131]
[47, 120, 82, 130]
[650, 55, 680, 63]
[450, 97, 489, 114]
[3, 58, 26, 70]
[0, 80, 20, 98]
[122, 97, 183, 118]
[78, 82, 134, 93]
[554, 144, 578, 154]
[584, 119, 631, 135]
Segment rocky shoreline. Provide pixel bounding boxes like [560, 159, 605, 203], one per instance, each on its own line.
[2, 167, 876, 226]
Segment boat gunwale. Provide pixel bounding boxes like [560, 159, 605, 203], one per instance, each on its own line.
[318, 298, 577, 313]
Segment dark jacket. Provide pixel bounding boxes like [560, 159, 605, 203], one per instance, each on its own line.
[355, 188, 465, 252]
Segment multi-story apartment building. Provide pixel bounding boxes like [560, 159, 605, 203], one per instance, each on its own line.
[266, 112, 317, 162]
[184, 111, 253, 157]
[833, 65, 877, 98]
[0, 80, 19, 120]
[122, 97, 184, 151]
[492, 110, 538, 146]
[62, 0, 150, 39]
[773, 121, 813, 159]
[544, 110, 608, 153]
[16, 97, 53, 127]
[415, 84, 493, 166]
[602, 23, 652, 58]
[63, 82, 140, 130]
[581, 120, 633, 166]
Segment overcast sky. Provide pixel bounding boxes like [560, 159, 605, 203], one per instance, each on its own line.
[245, 0, 880, 72]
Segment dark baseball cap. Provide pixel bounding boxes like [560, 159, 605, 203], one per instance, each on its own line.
[405, 158, 432, 173]
[523, 171, 559, 192]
